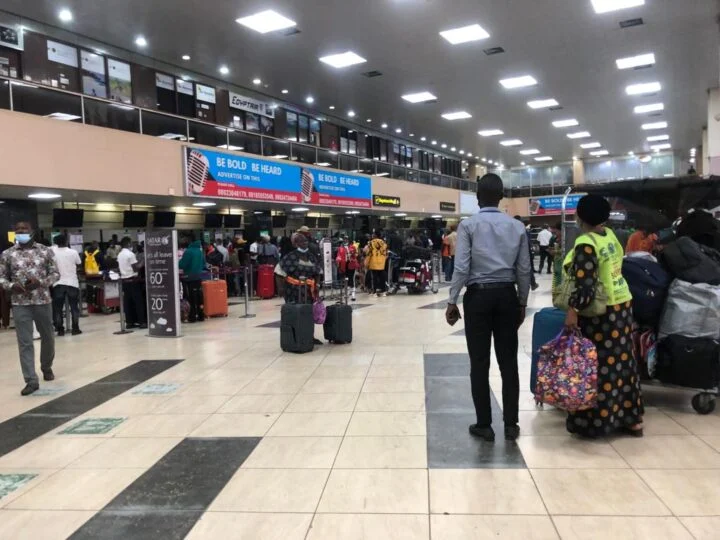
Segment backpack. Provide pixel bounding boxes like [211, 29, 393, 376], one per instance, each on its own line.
[207, 249, 224, 268]
[661, 236, 720, 285]
[621, 258, 671, 327]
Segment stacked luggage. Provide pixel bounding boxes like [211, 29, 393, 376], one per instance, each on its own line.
[624, 235, 720, 414]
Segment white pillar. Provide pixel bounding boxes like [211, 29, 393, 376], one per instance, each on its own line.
[707, 88, 720, 175]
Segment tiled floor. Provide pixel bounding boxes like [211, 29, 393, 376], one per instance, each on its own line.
[0, 274, 718, 538]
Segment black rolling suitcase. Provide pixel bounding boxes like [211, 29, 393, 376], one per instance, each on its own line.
[655, 335, 720, 389]
[280, 282, 315, 354]
[324, 281, 352, 344]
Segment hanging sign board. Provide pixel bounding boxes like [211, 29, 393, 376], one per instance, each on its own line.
[145, 230, 181, 338]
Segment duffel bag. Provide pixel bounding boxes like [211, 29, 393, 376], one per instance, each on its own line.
[659, 279, 720, 339]
[622, 257, 671, 327]
[660, 236, 720, 285]
[655, 335, 720, 389]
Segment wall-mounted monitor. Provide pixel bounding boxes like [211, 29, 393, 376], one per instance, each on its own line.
[122, 211, 148, 228]
[272, 215, 288, 228]
[52, 209, 84, 228]
[304, 216, 318, 228]
[224, 215, 241, 228]
[153, 211, 176, 227]
[316, 217, 330, 228]
[204, 213, 223, 228]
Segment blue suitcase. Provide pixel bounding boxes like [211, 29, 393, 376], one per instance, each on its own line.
[530, 308, 566, 393]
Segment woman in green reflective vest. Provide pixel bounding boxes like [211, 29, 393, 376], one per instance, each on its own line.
[564, 195, 644, 438]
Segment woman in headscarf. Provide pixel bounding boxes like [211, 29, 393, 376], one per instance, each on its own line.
[564, 195, 644, 438]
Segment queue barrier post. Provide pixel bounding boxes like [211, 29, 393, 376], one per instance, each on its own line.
[113, 279, 134, 335]
[239, 266, 256, 319]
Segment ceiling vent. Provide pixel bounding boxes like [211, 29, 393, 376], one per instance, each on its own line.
[483, 46, 505, 56]
[549, 105, 564, 111]
[362, 70, 383, 78]
[619, 18, 644, 28]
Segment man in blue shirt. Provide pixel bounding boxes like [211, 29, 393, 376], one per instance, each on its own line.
[446, 174, 532, 442]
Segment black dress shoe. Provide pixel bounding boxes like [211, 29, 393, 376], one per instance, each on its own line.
[43, 369, 55, 381]
[468, 424, 495, 442]
[57, 329, 65, 337]
[71, 328, 82, 336]
[21, 383, 39, 396]
[505, 425, 521, 441]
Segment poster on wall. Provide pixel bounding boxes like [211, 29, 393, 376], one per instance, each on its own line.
[528, 194, 583, 216]
[228, 92, 275, 118]
[176, 79, 193, 95]
[108, 59, 132, 104]
[184, 146, 372, 208]
[195, 84, 216, 104]
[47, 40, 78, 68]
[0, 23, 23, 51]
[80, 51, 107, 98]
[155, 73, 174, 91]
[144, 230, 180, 338]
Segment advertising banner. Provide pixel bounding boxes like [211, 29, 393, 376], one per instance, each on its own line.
[229, 92, 275, 118]
[373, 194, 401, 208]
[195, 84, 216, 104]
[47, 40, 78, 68]
[81, 51, 107, 98]
[145, 230, 180, 338]
[529, 194, 583, 216]
[184, 147, 372, 208]
[108, 59, 132, 104]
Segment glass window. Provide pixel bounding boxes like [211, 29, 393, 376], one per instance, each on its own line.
[84, 97, 140, 133]
[376, 161, 391, 177]
[317, 148, 340, 169]
[189, 120, 227, 147]
[260, 115, 274, 136]
[229, 111, 244, 129]
[10, 83, 82, 119]
[262, 138, 289, 159]
[298, 114, 309, 143]
[0, 80, 9, 110]
[291, 142, 315, 164]
[286, 111, 298, 141]
[229, 130, 261, 155]
[245, 112, 260, 133]
[309, 119, 320, 146]
[141, 110, 188, 139]
[339, 154, 358, 171]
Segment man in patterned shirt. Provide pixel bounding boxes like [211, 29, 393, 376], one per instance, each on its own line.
[0, 221, 59, 395]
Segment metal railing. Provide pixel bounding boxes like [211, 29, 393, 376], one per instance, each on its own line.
[0, 75, 475, 193]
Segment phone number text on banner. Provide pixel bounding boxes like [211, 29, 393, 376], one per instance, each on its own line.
[184, 147, 372, 208]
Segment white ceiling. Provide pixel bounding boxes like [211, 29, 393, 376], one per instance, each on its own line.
[1, 0, 717, 167]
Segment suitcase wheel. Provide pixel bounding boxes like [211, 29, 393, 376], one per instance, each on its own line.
[692, 392, 716, 415]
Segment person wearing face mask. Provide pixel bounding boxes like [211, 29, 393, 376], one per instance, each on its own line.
[336, 235, 359, 301]
[0, 221, 60, 396]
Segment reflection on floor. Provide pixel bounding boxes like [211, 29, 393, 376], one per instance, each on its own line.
[0, 274, 717, 539]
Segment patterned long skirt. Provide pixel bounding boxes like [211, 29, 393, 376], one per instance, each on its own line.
[567, 301, 644, 437]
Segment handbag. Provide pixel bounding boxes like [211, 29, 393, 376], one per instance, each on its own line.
[313, 298, 327, 324]
[553, 233, 608, 317]
[534, 328, 599, 411]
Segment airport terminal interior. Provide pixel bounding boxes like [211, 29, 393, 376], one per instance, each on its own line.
[1, 0, 720, 538]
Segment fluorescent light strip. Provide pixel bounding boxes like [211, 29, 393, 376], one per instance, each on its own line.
[616, 52, 655, 70]
[499, 75, 538, 89]
[478, 129, 503, 137]
[441, 111, 472, 120]
[236, 9, 297, 33]
[590, 150, 610, 156]
[626, 82, 661, 95]
[527, 99, 559, 109]
[401, 91, 437, 103]
[567, 131, 591, 139]
[581, 142, 602, 149]
[534, 156, 553, 162]
[519, 149, 540, 155]
[642, 121, 668, 130]
[439, 23, 490, 44]
[500, 139, 523, 147]
[651, 143, 671, 151]
[634, 103, 664, 114]
[591, 0, 645, 14]
[552, 119, 579, 128]
[319, 51, 367, 68]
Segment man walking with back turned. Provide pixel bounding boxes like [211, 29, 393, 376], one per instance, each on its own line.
[446, 174, 531, 441]
[0, 221, 59, 395]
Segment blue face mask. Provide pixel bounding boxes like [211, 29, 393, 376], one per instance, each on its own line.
[297, 247, 309, 253]
[15, 233, 31, 245]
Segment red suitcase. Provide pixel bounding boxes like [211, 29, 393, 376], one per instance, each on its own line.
[257, 264, 275, 299]
[202, 279, 228, 317]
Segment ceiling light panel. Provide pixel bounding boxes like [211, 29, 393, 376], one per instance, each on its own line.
[633, 103, 664, 114]
[500, 139, 523, 147]
[441, 111, 472, 120]
[590, 150, 610, 156]
[591, 0, 645, 14]
[534, 156, 553, 162]
[478, 129, 503, 137]
[402, 91, 437, 103]
[581, 142, 602, 149]
[439, 23, 490, 44]
[552, 119, 579, 128]
[567, 131, 591, 139]
[616, 52, 655, 70]
[58, 8, 73, 22]
[527, 99, 559, 109]
[236, 9, 297, 33]
[519, 149, 541, 155]
[642, 121, 668, 130]
[319, 51, 367, 68]
[499, 75, 538, 89]
[626, 82, 661, 95]
[651, 143, 671, 151]
[647, 134, 669, 141]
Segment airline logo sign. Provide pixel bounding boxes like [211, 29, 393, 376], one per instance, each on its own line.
[229, 92, 275, 118]
[373, 194, 401, 208]
[439, 201, 456, 212]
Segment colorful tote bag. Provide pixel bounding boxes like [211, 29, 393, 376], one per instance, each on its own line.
[535, 328, 599, 411]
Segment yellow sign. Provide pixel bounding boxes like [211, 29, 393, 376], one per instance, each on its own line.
[372, 194, 401, 208]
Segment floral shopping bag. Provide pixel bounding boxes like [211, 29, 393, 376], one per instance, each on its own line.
[534, 328, 599, 411]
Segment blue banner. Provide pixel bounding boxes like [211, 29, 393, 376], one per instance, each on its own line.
[529, 194, 584, 216]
